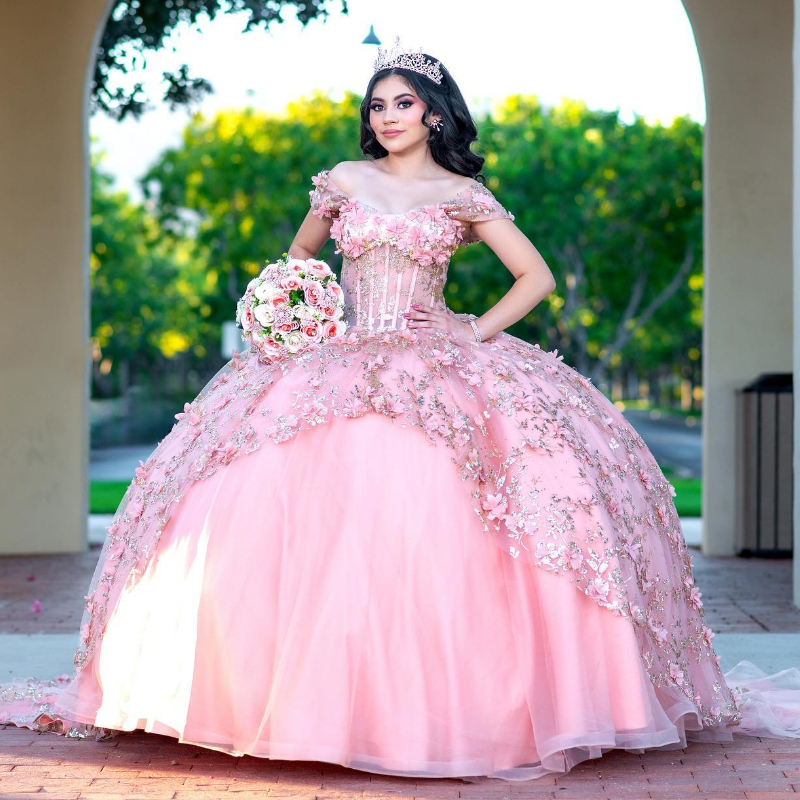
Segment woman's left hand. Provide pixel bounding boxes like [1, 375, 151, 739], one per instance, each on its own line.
[403, 304, 475, 343]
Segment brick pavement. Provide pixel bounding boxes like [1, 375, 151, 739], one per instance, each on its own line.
[1, 547, 799, 799]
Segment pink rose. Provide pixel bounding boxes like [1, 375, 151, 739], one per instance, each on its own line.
[304, 282, 324, 307]
[261, 337, 281, 355]
[304, 259, 331, 278]
[301, 320, 323, 343]
[242, 305, 256, 332]
[322, 319, 346, 339]
[268, 292, 290, 308]
[327, 282, 344, 302]
[280, 276, 303, 291]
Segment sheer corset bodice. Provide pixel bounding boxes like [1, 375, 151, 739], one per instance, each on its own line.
[310, 169, 514, 332]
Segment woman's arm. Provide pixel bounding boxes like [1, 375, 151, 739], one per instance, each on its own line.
[287, 209, 334, 260]
[405, 218, 556, 342]
[467, 217, 556, 340]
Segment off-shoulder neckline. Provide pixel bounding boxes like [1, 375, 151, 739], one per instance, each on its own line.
[319, 169, 485, 217]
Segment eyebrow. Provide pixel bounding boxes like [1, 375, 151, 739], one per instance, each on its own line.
[370, 93, 416, 102]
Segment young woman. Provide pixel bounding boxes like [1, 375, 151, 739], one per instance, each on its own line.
[1, 42, 798, 782]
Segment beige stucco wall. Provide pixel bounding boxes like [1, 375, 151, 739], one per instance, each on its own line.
[683, 0, 795, 557]
[794, 0, 800, 606]
[0, 0, 110, 553]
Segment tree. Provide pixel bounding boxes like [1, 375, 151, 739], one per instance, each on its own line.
[93, 0, 348, 119]
[91, 150, 206, 395]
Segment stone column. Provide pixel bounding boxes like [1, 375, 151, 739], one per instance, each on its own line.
[794, 0, 800, 607]
[682, 0, 794, 563]
[0, 0, 111, 553]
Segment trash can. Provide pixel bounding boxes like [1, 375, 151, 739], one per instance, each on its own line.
[739, 373, 793, 556]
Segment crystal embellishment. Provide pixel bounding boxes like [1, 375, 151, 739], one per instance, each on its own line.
[373, 37, 443, 85]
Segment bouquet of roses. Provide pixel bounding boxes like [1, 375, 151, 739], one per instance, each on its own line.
[235, 255, 347, 358]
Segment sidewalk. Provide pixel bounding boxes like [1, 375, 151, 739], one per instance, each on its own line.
[1, 539, 799, 799]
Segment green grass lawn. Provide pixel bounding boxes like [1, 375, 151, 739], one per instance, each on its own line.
[90, 481, 129, 514]
[669, 478, 702, 518]
[90, 475, 704, 518]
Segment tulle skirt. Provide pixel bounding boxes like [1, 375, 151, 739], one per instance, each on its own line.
[2, 329, 799, 781]
[44, 413, 718, 780]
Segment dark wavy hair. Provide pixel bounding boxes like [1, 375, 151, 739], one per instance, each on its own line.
[360, 57, 485, 181]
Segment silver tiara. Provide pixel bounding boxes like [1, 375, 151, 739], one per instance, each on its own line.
[373, 37, 443, 85]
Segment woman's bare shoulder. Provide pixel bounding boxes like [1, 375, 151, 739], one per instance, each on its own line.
[328, 161, 376, 194]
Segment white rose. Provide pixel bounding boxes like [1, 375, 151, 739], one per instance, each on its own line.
[284, 331, 305, 352]
[254, 282, 280, 302]
[259, 262, 281, 278]
[253, 304, 275, 326]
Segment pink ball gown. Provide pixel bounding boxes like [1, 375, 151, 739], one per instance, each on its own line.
[1, 170, 798, 781]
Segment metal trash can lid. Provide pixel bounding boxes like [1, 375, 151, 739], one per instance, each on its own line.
[742, 373, 793, 393]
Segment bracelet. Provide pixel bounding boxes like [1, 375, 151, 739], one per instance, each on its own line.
[468, 316, 482, 344]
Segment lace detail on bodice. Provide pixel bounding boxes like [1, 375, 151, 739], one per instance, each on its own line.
[309, 169, 514, 333]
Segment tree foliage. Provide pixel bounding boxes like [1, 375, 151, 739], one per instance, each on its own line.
[452, 97, 703, 385]
[93, 0, 347, 119]
[141, 92, 362, 329]
[90, 151, 207, 395]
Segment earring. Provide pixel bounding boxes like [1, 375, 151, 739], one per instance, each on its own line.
[429, 118, 443, 132]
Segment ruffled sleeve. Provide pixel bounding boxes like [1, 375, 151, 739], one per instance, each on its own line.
[309, 169, 349, 220]
[447, 182, 515, 245]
